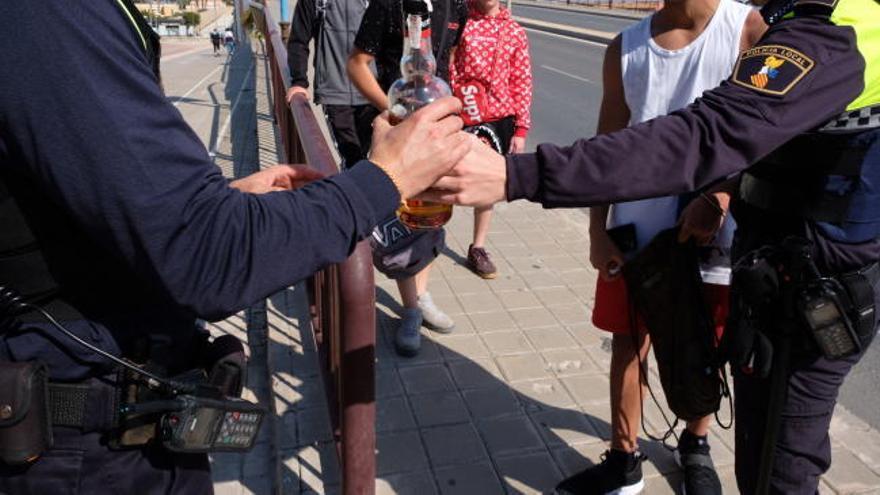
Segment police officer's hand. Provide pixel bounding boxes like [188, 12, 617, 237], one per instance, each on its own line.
[727, 316, 774, 379]
[589, 228, 625, 281]
[230, 164, 325, 194]
[416, 134, 508, 208]
[677, 191, 731, 245]
[369, 97, 470, 199]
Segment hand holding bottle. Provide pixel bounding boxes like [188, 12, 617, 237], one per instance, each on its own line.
[369, 97, 469, 200]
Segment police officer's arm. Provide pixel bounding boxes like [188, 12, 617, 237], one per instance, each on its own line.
[425, 14, 864, 208]
[287, 0, 317, 100]
[505, 14, 864, 207]
[0, 1, 466, 320]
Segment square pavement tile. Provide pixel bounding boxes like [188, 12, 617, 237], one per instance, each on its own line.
[529, 408, 601, 447]
[523, 271, 566, 289]
[399, 364, 456, 396]
[496, 353, 552, 382]
[497, 289, 543, 310]
[542, 349, 599, 377]
[584, 341, 613, 369]
[549, 303, 591, 326]
[296, 441, 341, 488]
[824, 443, 880, 493]
[533, 287, 580, 309]
[421, 422, 488, 467]
[376, 430, 430, 475]
[482, 331, 534, 356]
[459, 292, 505, 314]
[392, 338, 443, 367]
[436, 334, 491, 361]
[561, 374, 610, 406]
[477, 415, 544, 456]
[435, 462, 504, 495]
[565, 323, 603, 348]
[579, 401, 613, 442]
[376, 471, 438, 495]
[462, 386, 522, 418]
[486, 274, 529, 292]
[376, 368, 405, 398]
[296, 407, 334, 446]
[509, 307, 558, 330]
[524, 326, 579, 352]
[495, 451, 564, 495]
[511, 378, 578, 411]
[541, 255, 586, 273]
[376, 396, 417, 433]
[410, 391, 470, 427]
[467, 310, 517, 333]
[447, 358, 505, 390]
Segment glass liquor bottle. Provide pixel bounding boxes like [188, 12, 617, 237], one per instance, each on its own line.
[387, 0, 453, 229]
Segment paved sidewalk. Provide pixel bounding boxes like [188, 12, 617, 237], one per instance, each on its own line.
[195, 28, 880, 495]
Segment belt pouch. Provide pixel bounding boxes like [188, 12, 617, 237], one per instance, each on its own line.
[0, 361, 52, 465]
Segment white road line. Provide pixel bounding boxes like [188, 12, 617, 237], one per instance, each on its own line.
[540, 64, 595, 85]
[524, 27, 608, 47]
[209, 62, 255, 160]
[170, 64, 225, 107]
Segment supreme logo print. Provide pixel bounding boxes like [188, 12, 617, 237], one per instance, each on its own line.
[732, 45, 815, 96]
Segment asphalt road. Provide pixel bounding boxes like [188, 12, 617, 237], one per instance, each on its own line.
[513, 3, 640, 33]
[523, 29, 606, 150]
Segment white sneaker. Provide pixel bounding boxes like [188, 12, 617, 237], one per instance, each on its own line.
[417, 292, 455, 334]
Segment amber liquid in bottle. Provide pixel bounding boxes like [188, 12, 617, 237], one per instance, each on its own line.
[388, 3, 453, 229]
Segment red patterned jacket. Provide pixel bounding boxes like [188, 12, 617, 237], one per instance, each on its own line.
[449, 6, 532, 138]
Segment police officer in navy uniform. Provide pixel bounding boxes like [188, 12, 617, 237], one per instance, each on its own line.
[424, 0, 880, 492]
[0, 1, 467, 493]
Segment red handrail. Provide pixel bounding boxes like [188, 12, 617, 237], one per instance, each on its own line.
[250, 3, 376, 494]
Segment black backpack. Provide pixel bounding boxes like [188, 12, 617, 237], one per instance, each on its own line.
[622, 227, 728, 422]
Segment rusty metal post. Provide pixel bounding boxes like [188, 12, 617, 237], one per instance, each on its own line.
[338, 241, 376, 494]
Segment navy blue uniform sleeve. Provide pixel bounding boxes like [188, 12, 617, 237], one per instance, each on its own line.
[506, 15, 866, 207]
[0, 1, 399, 320]
[288, 0, 317, 89]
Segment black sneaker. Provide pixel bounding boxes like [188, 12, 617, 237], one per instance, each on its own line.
[677, 430, 722, 495]
[555, 449, 646, 495]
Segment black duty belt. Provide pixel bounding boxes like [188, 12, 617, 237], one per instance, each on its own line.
[739, 172, 850, 224]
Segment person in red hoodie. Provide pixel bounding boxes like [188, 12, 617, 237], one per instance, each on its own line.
[449, 0, 532, 279]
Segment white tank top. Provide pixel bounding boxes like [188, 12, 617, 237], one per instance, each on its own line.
[608, 0, 752, 285]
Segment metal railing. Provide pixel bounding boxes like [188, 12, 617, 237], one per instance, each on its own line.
[249, 3, 376, 494]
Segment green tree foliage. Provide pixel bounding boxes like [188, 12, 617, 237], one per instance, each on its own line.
[181, 11, 201, 26]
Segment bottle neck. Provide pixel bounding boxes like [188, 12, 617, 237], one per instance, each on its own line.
[401, 13, 436, 77]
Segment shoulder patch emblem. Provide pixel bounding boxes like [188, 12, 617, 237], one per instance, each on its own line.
[732, 45, 815, 96]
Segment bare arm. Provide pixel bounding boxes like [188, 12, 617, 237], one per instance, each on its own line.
[347, 48, 388, 110]
[590, 36, 631, 278]
[590, 36, 630, 235]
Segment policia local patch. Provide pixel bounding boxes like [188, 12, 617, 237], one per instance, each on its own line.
[732, 45, 815, 96]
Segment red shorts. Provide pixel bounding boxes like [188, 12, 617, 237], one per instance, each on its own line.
[591, 276, 730, 341]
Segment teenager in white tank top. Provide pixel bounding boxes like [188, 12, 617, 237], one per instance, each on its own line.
[608, 0, 752, 284]
[561, 2, 766, 495]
